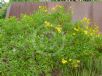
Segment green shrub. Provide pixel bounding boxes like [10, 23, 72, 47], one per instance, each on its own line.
[0, 5, 102, 76]
[0, 4, 8, 19]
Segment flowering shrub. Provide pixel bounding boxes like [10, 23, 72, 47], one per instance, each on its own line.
[0, 5, 102, 76]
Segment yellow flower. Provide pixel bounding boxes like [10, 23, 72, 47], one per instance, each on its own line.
[81, 17, 90, 24]
[44, 21, 52, 28]
[72, 33, 76, 36]
[90, 33, 93, 36]
[61, 59, 67, 64]
[55, 26, 62, 33]
[97, 34, 100, 37]
[69, 59, 72, 61]
[39, 6, 42, 9]
[84, 30, 88, 35]
[76, 60, 80, 63]
[39, 6, 47, 12]
[39, 6, 46, 9]
[51, 5, 63, 11]
[52, 7, 56, 11]
[74, 28, 79, 31]
[44, 9, 48, 12]
[86, 26, 89, 29]
[44, 21, 50, 25]
[56, 5, 62, 8]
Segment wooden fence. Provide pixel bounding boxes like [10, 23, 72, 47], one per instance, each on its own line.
[6, 2, 102, 31]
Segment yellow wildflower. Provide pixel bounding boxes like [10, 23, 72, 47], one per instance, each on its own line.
[69, 59, 72, 61]
[39, 6, 47, 12]
[56, 5, 62, 8]
[55, 26, 62, 33]
[51, 5, 63, 11]
[90, 33, 93, 36]
[97, 34, 100, 37]
[44, 21, 52, 28]
[61, 59, 67, 64]
[76, 60, 80, 63]
[39, 6, 42, 9]
[81, 17, 90, 24]
[44, 9, 48, 12]
[86, 26, 89, 29]
[72, 33, 76, 36]
[84, 30, 88, 35]
[74, 28, 79, 31]
[52, 7, 56, 11]
[39, 6, 46, 9]
[44, 21, 50, 25]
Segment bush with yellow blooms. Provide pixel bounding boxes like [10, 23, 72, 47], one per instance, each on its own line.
[0, 5, 102, 76]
